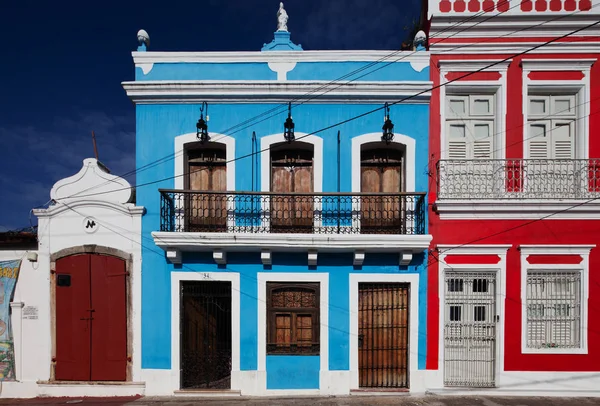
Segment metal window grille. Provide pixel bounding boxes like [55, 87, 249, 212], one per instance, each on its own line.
[444, 271, 496, 388]
[526, 270, 581, 349]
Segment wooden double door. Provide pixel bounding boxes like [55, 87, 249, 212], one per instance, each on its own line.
[358, 283, 409, 388]
[55, 254, 127, 381]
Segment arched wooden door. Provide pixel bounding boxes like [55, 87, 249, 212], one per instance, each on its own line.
[55, 254, 127, 381]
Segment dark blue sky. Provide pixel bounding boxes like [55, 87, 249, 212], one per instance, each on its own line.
[0, 0, 422, 230]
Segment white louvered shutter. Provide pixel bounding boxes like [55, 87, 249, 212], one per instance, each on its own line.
[447, 123, 468, 159]
[528, 122, 549, 159]
[473, 122, 492, 159]
[552, 121, 574, 159]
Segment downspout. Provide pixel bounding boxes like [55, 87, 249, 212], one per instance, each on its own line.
[337, 130, 341, 233]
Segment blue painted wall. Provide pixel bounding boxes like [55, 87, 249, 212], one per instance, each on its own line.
[135, 61, 429, 82]
[133, 53, 431, 388]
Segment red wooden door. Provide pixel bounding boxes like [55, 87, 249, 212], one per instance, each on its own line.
[90, 255, 127, 381]
[55, 255, 92, 381]
[55, 254, 127, 381]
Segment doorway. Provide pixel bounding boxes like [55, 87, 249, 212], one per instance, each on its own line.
[54, 254, 127, 381]
[444, 271, 497, 387]
[180, 281, 232, 389]
[358, 283, 409, 388]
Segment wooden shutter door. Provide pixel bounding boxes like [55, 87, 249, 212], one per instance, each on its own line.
[361, 148, 403, 233]
[90, 255, 127, 381]
[55, 255, 92, 381]
[271, 163, 293, 229]
[187, 146, 227, 231]
[271, 147, 314, 232]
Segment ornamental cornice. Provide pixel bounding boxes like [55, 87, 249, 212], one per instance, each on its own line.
[122, 80, 433, 104]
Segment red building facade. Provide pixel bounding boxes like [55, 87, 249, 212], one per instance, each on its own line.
[426, 0, 600, 392]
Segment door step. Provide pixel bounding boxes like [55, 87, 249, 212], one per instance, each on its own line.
[36, 381, 145, 397]
[351, 388, 410, 396]
[173, 389, 242, 397]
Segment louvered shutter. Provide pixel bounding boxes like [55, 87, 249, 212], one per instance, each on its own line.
[552, 121, 574, 159]
[528, 122, 549, 159]
[447, 124, 468, 159]
[472, 122, 493, 159]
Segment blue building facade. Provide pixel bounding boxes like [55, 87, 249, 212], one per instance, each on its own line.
[124, 14, 432, 396]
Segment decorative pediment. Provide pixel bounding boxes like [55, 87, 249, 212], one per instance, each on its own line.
[50, 158, 132, 204]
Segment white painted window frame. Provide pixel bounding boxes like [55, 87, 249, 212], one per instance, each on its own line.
[521, 59, 594, 161]
[519, 245, 594, 355]
[173, 133, 236, 231]
[437, 245, 510, 388]
[438, 59, 510, 161]
[170, 271, 241, 392]
[257, 272, 329, 392]
[260, 133, 323, 232]
[349, 273, 420, 390]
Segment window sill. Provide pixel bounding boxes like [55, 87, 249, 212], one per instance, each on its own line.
[521, 347, 588, 355]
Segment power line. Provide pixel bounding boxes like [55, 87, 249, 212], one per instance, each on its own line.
[62, 2, 531, 201]
[63, 17, 600, 201]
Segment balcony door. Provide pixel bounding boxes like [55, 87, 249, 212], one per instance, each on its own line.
[360, 144, 405, 234]
[270, 142, 314, 233]
[185, 143, 227, 232]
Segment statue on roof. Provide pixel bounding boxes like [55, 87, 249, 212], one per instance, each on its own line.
[277, 2, 288, 32]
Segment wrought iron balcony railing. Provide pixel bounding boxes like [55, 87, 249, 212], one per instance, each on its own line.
[159, 189, 426, 235]
[437, 159, 600, 200]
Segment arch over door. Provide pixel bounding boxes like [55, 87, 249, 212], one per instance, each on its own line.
[55, 254, 127, 381]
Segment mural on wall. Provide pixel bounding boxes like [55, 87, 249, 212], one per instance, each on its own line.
[0, 259, 21, 381]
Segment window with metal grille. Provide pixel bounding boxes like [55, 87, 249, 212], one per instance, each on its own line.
[526, 270, 581, 349]
[445, 94, 496, 159]
[267, 282, 320, 355]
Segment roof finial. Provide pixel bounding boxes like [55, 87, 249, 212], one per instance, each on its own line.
[137, 29, 150, 51]
[277, 2, 288, 32]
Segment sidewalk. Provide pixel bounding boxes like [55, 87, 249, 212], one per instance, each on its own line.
[1, 395, 600, 406]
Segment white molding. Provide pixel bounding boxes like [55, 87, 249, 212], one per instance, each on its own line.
[437, 59, 512, 71]
[50, 158, 133, 204]
[256, 272, 329, 374]
[434, 200, 600, 219]
[351, 132, 416, 193]
[521, 58, 596, 71]
[520, 245, 596, 255]
[439, 61, 508, 160]
[213, 249, 226, 265]
[173, 132, 236, 191]
[521, 58, 591, 160]
[519, 245, 593, 355]
[152, 232, 432, 253]
[437, 245, 509, 388]
[431, 43, 600, 55]
[308, 250, 318, 267]
[349, 273, 420, 391]
[261, 250, 272, 266]
[132, 50, 430, 65]
[400, 252, 413, 266]
[166, 249, 181, 264]
[122, 81, 433, 104]
[171, 272, 241, 392]
[261, 132, 323, 193]
[267, 62, 297, 81]
[34, 200, 144, 218]
[353, 251, 365, 267]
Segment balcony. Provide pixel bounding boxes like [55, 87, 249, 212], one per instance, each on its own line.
[159, 189, 426, 235]
[437, 159, 600, 200]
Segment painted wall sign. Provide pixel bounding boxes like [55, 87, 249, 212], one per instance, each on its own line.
[23, 306, 38, 320]
[0, 259, 21, 381]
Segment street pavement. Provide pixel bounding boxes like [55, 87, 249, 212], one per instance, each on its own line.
[1, 396, 600, 406]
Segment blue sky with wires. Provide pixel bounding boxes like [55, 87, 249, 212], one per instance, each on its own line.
[0, 0, 423, 231]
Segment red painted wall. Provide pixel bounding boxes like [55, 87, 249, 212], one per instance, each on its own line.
[427, 50, 600, 371]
